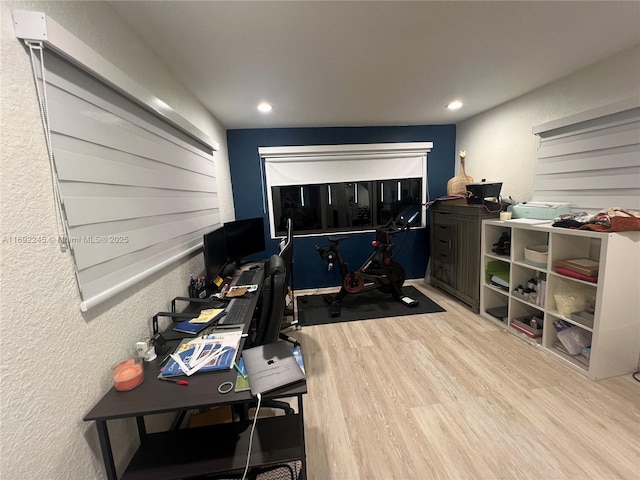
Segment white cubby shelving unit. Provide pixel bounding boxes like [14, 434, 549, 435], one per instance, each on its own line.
[480, 219, 640, 380]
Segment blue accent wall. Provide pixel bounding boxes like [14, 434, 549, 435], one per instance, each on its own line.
[226, 125, 456, 289]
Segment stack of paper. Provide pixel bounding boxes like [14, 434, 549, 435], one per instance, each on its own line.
[159, 328, 243, 378]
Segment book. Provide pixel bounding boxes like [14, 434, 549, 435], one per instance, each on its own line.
[554, 258, 599, 277]
[490, 275, 509, 289]
[172, 308, 225, 335]
[510, 319, 542, 338]
[486, 305, 508, 321]
[159, 329, 243, 378]
[555, 266, 597, 283]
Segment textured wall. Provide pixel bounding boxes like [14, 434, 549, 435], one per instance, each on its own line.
[456, 44, 640, 204]
[0, 2, 232, 478]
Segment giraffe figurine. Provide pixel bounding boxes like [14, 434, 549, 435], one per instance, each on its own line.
[447, 150, 474, 196]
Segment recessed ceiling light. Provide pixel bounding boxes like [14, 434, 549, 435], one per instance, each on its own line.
[257, 102, 273, 113]
[447, 100, 463, 110]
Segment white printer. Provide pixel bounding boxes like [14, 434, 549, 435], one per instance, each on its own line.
[511, 202, 571, 220]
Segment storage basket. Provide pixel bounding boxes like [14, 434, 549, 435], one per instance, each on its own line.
[524, 245, 548, 268]
[554, 292, 587, 316]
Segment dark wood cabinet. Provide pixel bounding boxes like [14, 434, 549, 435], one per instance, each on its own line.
[430, 204, 498, 312]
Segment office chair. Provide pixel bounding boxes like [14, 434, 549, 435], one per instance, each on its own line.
[253, 254, 289, 346]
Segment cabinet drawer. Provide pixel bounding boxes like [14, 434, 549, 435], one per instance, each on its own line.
[433, 258, 454, 284]
[432, 236, 452, 257]
[434, 223, 452, 242]
[432, 245, 453, 265]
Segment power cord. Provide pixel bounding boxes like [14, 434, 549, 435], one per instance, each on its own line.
[633, 371, 640, 383]
[241, 392, 262, 480]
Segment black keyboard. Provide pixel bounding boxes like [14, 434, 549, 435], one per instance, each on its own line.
[236, 270, 257, 286]
[218, 298, 252, 325]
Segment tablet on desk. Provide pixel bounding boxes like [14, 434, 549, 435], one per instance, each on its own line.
[242, 341, 305, 396]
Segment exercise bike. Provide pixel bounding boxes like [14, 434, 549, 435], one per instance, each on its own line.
[315, 205, 421, 317]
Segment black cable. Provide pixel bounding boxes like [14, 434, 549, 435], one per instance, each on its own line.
[391, 227, 411, 262]
[632, 371, 640, 382]
[483, 202, 504, 214]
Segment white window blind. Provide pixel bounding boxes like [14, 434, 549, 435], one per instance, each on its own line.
[532, 99, 640, 212]
[15, 11, 221, 311]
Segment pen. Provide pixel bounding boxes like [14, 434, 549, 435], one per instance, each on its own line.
[159, 377, 189, 385]
[159, 354, 171, 367]
[234, 362, 247, 379]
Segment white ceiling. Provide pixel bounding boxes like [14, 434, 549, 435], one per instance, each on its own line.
[110, 1, 640, 130]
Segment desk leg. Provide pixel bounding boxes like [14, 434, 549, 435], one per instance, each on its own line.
[96, 420, 117, 480]
[136, 416, 147, 439]
[298, 394, 307, 480]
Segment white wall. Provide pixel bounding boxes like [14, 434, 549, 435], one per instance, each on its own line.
[456, 44, 640, 204]
[0, 2, 233, 479]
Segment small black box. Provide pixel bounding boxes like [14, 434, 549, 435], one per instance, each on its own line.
[466, 182, 503, 204]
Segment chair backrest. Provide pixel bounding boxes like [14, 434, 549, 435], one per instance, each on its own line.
[278, 217, 294, 287]
[254, 254, 287, 346]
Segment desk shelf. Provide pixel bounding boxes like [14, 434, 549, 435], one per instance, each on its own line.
[123, 415, 303, 480]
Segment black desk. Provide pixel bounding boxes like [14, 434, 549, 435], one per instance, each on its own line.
[84, 266, 307, 479]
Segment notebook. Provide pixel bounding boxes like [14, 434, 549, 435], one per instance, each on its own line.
[242, 341, 306, 396]
[172, 308, 225, 335]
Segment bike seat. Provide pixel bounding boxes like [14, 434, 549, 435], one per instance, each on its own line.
[328, 236, 348, 244]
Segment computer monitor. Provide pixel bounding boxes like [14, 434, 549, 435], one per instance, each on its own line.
[224, 217, 266, 266]
[203, 226, 228, 285]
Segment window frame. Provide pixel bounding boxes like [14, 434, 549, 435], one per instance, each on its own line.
[259, 142, 433, 239]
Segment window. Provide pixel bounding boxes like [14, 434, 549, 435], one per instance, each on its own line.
[271, 178, 422, 235]
[260, 143, 432, 238]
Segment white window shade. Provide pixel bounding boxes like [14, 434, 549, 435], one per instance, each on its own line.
[42, 52, 219, 311]
[14, 10, 221, 311]
[533, 98, 640, 212]
[260, 143, 432, 186]
[265, 152, 428, 186]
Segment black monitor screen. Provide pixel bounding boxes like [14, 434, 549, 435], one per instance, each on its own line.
[203, 226, 227, 284]
[224, 217, 266, 264]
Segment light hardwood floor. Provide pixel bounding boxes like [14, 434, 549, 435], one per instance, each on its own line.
[291, 280, 640, 480]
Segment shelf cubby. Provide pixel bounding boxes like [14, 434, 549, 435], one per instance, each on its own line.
[482, 286, 509, 325]
[549, 232, 601, 265]
[484, 223, 512, 258]
[546, 275, 596, 320]
[510, 264, 547, 309]
[512, 228, 549, 267]
[508, 301, 544, 345]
